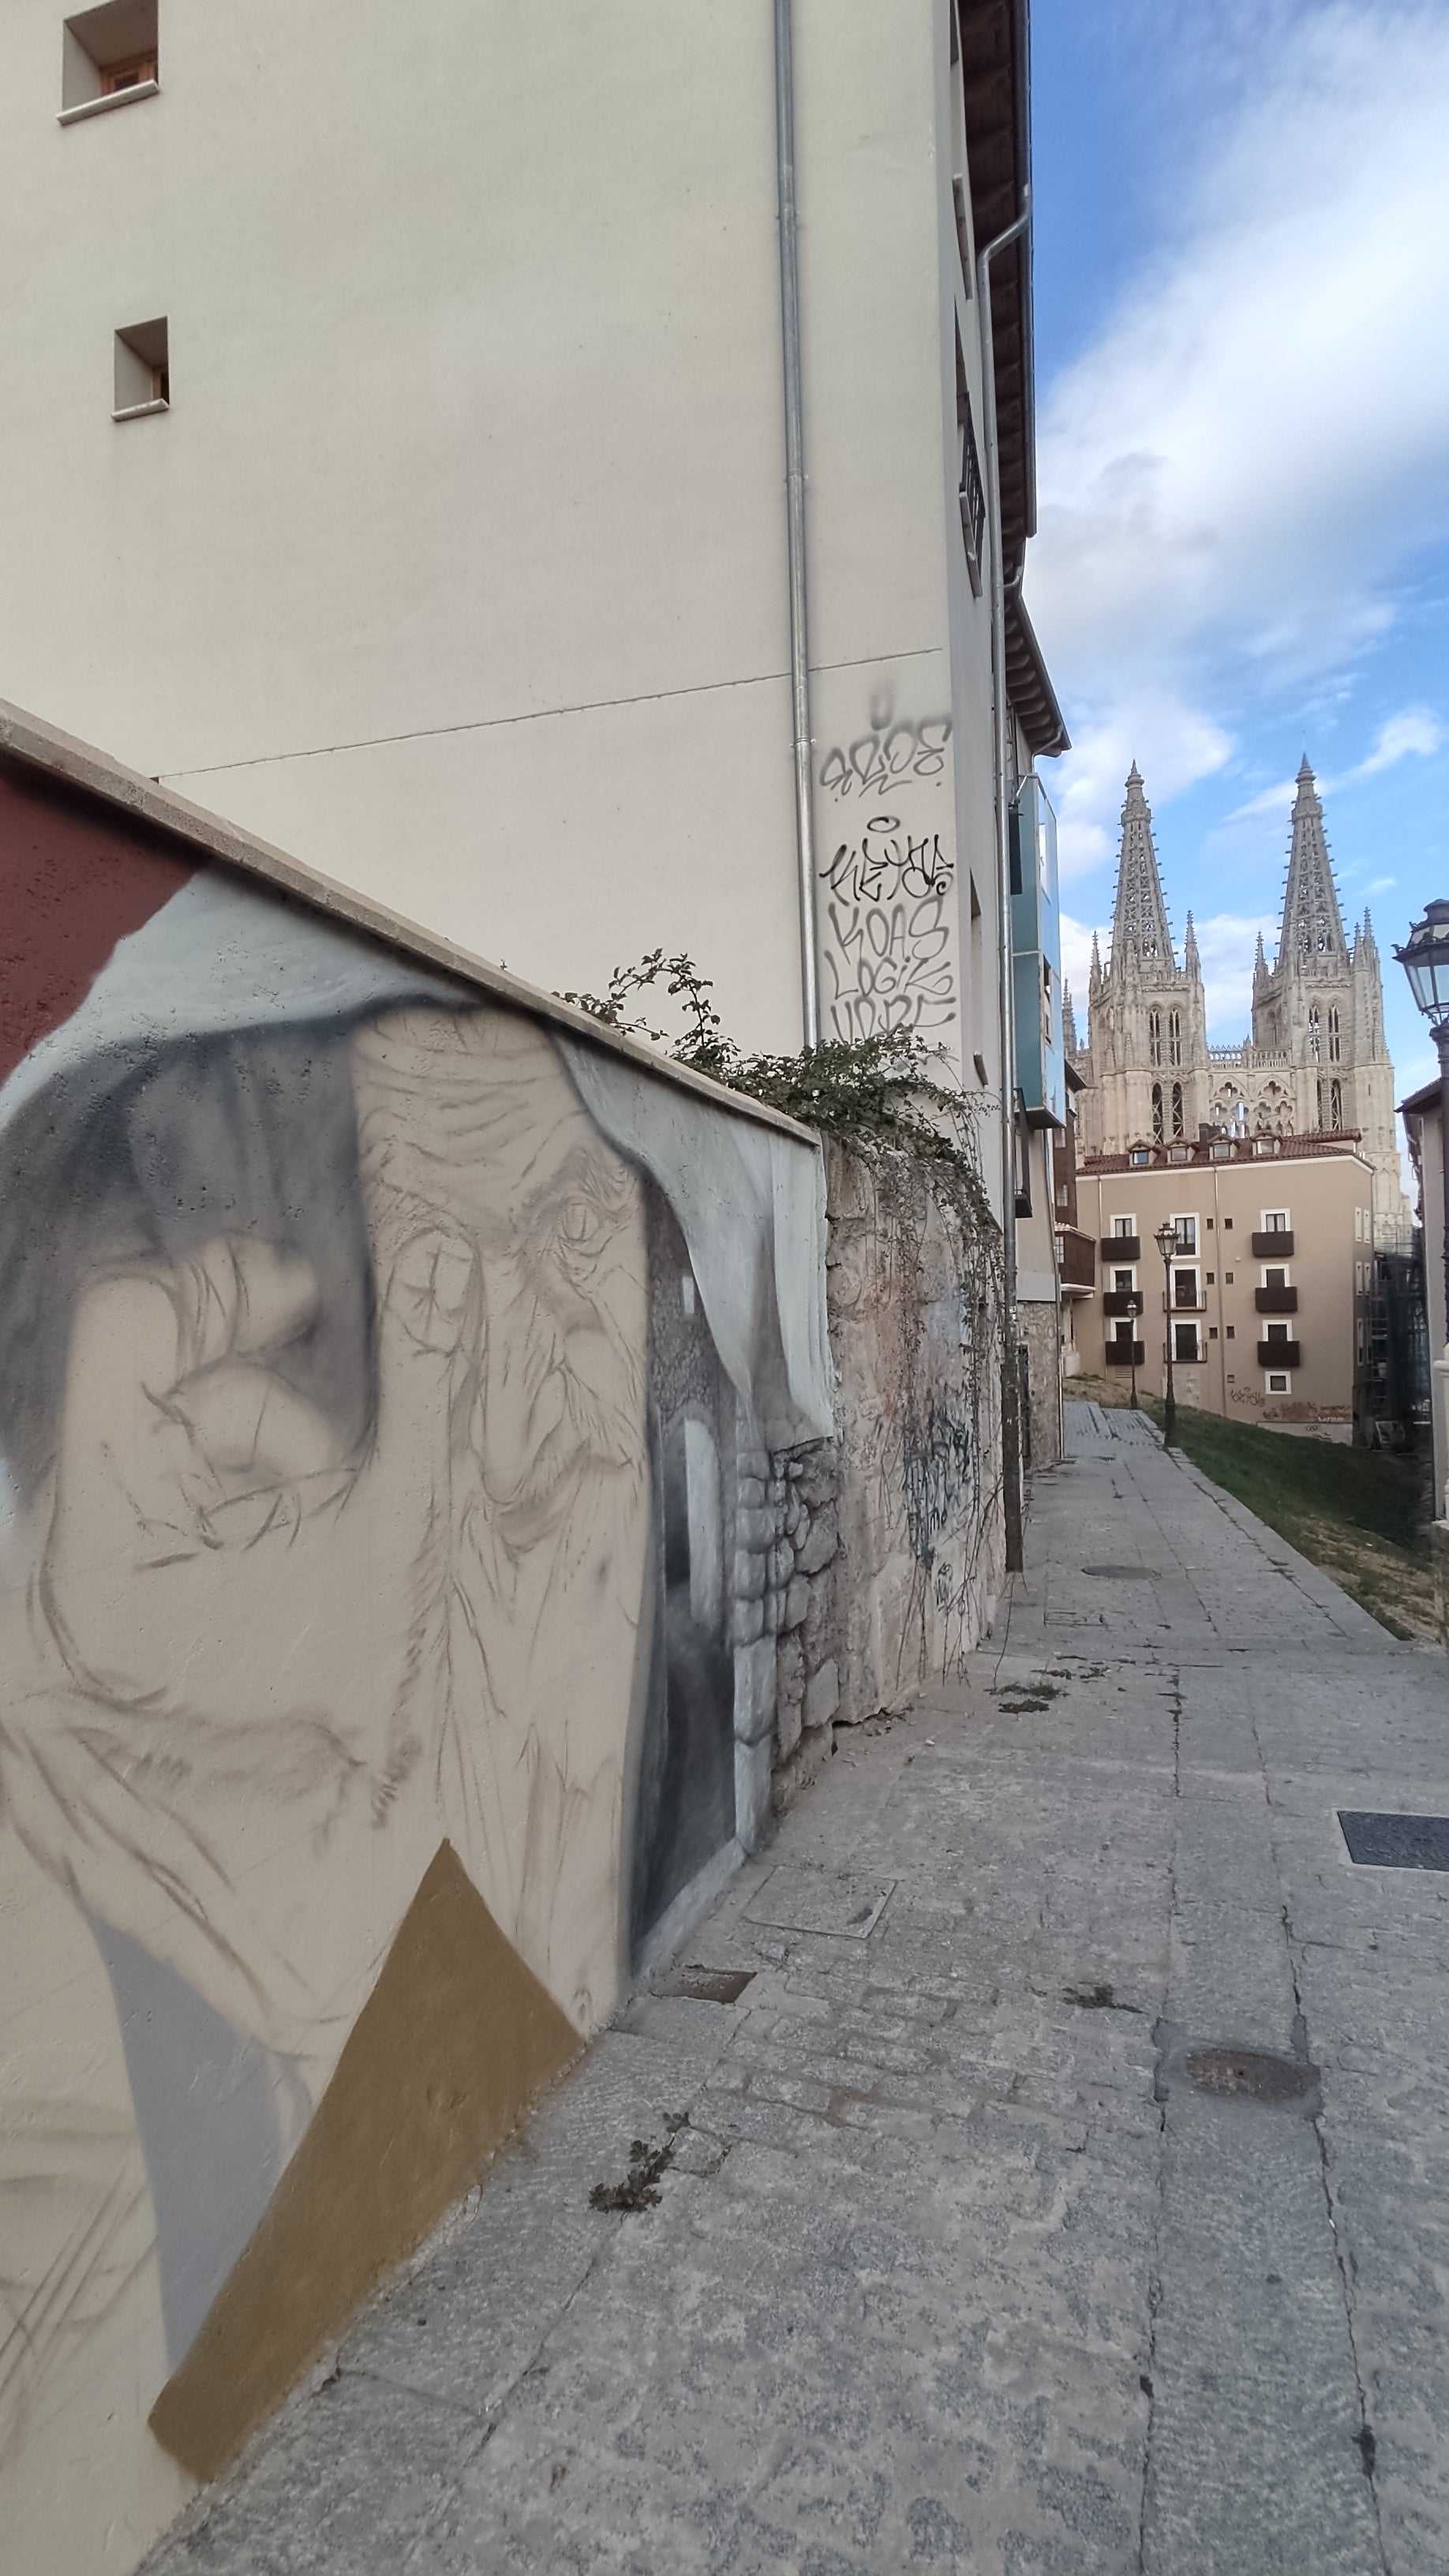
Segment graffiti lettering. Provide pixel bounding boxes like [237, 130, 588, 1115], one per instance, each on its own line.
[823, 890, 956, 1041]
[818, 717, 953, 803]
[822, 815, 952, 908]
[903, 1400, 974, 1567]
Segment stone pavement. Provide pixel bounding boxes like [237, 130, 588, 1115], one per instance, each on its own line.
[144, 1407, 1449, 2576]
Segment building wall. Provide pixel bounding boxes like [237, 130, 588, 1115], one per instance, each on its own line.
[0, 733, 1010, 2574]
[1076, 1148, 1373, 1435]
[0, 0, 1009, 1130]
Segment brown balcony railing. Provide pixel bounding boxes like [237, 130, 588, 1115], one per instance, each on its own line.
[1100, 1234, 1141, 1262]
[1103, 1290, 1142, 1319]
[1255, 1285, 1298, 1313]
[1251, 1230, 1294, 1258]
[1104, 1340, 1145, 1367]
[1257, 1340, 1301, 1367]
[1057, 1229, 1096, 1290]
[1172, 1282, 1204, 1309]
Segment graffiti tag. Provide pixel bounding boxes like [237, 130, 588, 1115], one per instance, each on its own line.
[902, 1399, 974, 1566]
[818, 717, 952, 803]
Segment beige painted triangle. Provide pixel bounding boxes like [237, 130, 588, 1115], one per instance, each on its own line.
[149, 1839, 581, 2484]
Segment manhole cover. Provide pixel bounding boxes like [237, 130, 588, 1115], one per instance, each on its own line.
[1339, 1810, 1449, 1871]
[1183, 2046, 1317, 2105]
[1083, 1565, 1158, 1580]
[744, 1865, 895, 1939]
[657, 1965, 755, 2005]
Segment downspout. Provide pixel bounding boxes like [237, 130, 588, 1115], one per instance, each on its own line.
[774, 0, 820, 1047]
[976, 193, 1031, 1568]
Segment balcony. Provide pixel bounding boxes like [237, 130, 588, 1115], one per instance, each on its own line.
[1100, 1234, 1140, 1262]
[1104, 1340, 1146, 1367]
[1103, 1290, 1142, 1319]
[1172, 1287, 1206, 1312]
[1256, 1285, 1299, 1314]
[1057, 1228, 1096, 1290]
[1252, 1230, 1294, 1257]
[1257, 1340, 1302, 1367]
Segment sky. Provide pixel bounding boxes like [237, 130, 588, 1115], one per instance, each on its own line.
[1026, 0, 1449, 1111]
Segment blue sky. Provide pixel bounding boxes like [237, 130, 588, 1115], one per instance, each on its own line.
[1026, 0, 1449, 1109]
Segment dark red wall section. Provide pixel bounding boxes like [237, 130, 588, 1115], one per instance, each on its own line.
[0, 758, 195, 1086]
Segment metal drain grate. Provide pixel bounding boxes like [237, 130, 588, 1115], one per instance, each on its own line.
[657, 1965, 756, 2004]
[1183, 2046, 1317, 2106]
[1339, 1811, 1449, 1871]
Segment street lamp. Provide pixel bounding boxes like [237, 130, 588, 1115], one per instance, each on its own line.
[1154, 1219, 1178, 1449]
[1395, 898, 1449, 1335]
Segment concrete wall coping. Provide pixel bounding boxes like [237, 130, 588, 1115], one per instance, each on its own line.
[0, 695, 818, 1151]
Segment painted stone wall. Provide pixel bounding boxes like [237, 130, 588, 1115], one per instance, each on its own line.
[0, 760, 832, 2575]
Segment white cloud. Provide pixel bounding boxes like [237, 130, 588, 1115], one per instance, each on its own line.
[1348, 706, 1443, 777]
[1028, 4, 1449, 897]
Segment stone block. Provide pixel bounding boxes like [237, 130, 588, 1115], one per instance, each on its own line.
[732, 1548, 766, 1601]
[781, 1575, 810, 1631]
[803, 1571, 835, 1657]
[768, 1477, 787, 1505]
[776, 1690, 803, 1762]
[777, 1631, 805, 1709]
[734, 1733, 773, 1852]
[730, 1596, 764, 1646]
[803, 1659, 840, 1731]
[733, 1638, 777, 1745]
[784, 1500, 804, 1540]
[736, 1475, 766, 1509]
[769, 1541, 794, 1589]
[736, 1507, 775, 1552]
[796, 1506, 839, 1575]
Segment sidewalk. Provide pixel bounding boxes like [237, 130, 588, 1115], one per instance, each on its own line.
[145, 1408, 1449, 2576]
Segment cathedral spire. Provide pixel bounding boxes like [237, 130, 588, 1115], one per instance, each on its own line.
[1062, 981, 1079, 1055]
[1109, 765, 1175, 970]
[1276, 758, 1346, 965]
[1184, 909, 1200, 976]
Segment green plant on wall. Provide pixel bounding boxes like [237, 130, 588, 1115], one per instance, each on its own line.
[561, 951, 990, 1181]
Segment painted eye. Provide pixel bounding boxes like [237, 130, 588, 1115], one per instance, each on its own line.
[557, 1200, 605, 1255]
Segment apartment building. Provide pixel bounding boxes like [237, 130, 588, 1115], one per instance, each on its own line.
[1, 0, 1065, 1233]
[1075, 1134, 1379, 1440]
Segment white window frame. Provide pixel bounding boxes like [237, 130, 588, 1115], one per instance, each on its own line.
[1260, 1208, 1290, 1235]
[1172, 1319, 1203, 1365]
[1265, 1368, 1291, 1393]
[1170, 1211, 1197, 1255]
[1110, 1213, 1137, 1239]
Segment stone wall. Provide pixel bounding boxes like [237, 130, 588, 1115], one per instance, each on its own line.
[1019, 1298, 1063, 1468]
[764, 1136, 1007, 1811]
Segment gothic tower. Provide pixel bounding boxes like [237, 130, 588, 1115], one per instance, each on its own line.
[1251, 760, 1404, 1219]
[1071, 758, 1409, 1228]
[1072, 766, 1208, 1157]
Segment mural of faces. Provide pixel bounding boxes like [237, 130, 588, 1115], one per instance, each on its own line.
[0, 847, 755, 2575]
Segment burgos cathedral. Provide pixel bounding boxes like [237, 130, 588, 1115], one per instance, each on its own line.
[1068, 758, 1410, 1234]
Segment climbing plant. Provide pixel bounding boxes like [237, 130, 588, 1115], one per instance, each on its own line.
[560, 951, 989, 1183]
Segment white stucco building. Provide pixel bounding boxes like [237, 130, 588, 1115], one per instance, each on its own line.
[2, 0, 1064, 1229]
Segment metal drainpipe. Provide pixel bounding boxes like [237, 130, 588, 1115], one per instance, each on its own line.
[976, 193, 1031, 1568]
[774, 0, 820, 1048]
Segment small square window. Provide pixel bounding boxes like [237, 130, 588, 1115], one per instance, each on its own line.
[1225, 1271, 1234, 1286]
[1267, 1371, 1289, 1392]
[1225, 1325, 1235, 1340]
[114, 316, 169, 417]
[1208, 1327, 1219, 1341]
[1222, 1218, 1234, 1230]
[62, 0, 158, 116]
[1205, 1271, 1215, 1286]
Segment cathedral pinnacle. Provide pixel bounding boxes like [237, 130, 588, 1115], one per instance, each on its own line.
[1184, 910, 1200, 975]
[1276, 758, 1346, 966]
[1109, 766, 1175, 971]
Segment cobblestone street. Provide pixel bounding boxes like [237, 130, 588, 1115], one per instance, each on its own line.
[146, 1408, 1449, 2576]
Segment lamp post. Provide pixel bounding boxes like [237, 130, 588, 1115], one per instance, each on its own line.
[1129, 1289, 1143, 1413]
[1154, 1219, 1178, 1449]
[1395, 899, 1449, 1335]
